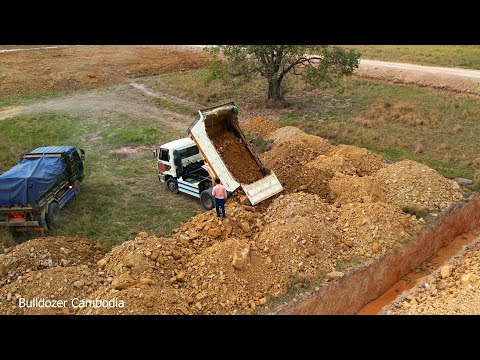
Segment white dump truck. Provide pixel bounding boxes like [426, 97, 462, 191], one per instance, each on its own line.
[154, 102, 283, 209]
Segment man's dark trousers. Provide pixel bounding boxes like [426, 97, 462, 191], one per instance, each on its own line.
[215, 198, 226, 218]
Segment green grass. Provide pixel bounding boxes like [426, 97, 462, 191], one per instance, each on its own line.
[0, 91, 72, 109]
[150, 98, 197, 117]
[0, 111, 203, 250]
[342, 45, 480, 69]
[143, 69, 480, 182]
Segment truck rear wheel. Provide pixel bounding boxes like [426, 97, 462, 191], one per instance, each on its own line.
[46, 202, 61, 230]
[166, 178, 179, 193]
[200, 188, 215, 210]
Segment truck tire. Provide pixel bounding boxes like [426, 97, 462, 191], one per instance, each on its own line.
[200, 188, 215, 210]
[31, 213, 48, 231]
[166, 178, 179, 193]
[73, 180, 81, 196]
[46, 202, 61, 230]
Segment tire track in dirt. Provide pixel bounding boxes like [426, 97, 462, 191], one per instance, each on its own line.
[129, 83, 205, 109]
[0, 84, 193, 132]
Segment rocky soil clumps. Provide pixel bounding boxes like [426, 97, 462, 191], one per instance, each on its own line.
[382, 239, 480, 315]
[0, 236, 103, 287]
[375, 160, 464, 211]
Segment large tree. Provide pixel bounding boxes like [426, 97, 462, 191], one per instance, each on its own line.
[207, 45, 360, 106]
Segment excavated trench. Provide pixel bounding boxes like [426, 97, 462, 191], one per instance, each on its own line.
[274, 195, 480, 315]
[357, 228, 480, 314]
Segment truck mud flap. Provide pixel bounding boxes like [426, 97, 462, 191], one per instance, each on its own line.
[241, 171, 284, 205]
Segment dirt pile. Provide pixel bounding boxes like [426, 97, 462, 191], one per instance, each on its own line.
[76, 203, 266, 315]
[336, 202, 424, 260]
[306, 145, 386, 177]
[172, 201, 263, 245]
[329, 173, 386, 204]
[242, 117, 278, 138]
[259, 193, 342, 275]
[0, 236, 103, 287]
[375, 160, 464, 211]
[266, 126, 304, 146]
[0, 266, 107, 315]
[209, 130, 264, 184]
[260, 134, 333, 198]
[383, 240, 480, 315]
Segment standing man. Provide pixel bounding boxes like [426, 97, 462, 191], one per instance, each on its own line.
[212, 178, 227, 218]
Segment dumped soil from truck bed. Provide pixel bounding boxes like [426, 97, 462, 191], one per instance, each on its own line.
[306, 145, 386, 177]
[329, 173, 386, 204]
[266, 126, 304, 147]
[0, 236, 103, 287]
[208, 130, 264, 184]
[375, 160, 464, 211]
[241, 117, 278, 138]
[260, 134, 334, 199]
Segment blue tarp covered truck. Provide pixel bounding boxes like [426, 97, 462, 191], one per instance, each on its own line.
[0, 146, 85, 233]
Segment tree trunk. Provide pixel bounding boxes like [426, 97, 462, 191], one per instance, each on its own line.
[267, 78, 284, 108]
[268, 78, 282, 101]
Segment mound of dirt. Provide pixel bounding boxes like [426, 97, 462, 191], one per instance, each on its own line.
[258, 215, 342, 276]
[0, 236, 103, 287]
[180, 239, 279, 315]
[266, 126, 304, 146]
[306, 145, 385, 177]
[209, 130, 264, 184]
[294, 133, 334, 153]
[374, 160, 464, 210]
[329, 173, 386, 204]
[264, 192, 332, 221]
[336, 202, 424, 259]
[172, 201, 263, 244]
[0, 265, 106, 315]
[242, 117, 278, 138]
[260, 136, 333, 198]
[382, 240, 480, 315]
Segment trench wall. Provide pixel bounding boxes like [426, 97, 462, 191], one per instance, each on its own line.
[275, 195, 480, 315]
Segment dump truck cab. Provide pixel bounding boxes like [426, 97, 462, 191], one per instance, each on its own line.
[154, 138, 214, 202]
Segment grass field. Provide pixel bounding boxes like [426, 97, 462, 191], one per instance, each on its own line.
[138, 69, 480, 182]
[342, 45, 480, 69]
[0, 109, 203, 250]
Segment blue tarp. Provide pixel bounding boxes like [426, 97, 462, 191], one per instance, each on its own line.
[0, 157, 65, 206]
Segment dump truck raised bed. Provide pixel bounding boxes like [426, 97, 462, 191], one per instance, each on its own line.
[154, 102, 283, 209]
[0, 146, 85, 233]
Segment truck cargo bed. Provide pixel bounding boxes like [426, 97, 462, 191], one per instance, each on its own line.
[188, 102, 283, 205]
[0, 157, 66, 207]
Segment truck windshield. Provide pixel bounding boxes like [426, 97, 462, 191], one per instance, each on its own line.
[177, 146, 199, 159]
[160, 149, 169, 162]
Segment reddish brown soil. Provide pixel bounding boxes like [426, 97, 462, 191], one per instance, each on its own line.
[209, 129, 264, 184]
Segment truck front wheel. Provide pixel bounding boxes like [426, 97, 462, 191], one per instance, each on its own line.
[200, 188, 215, 210]
[46, 202, 61, 230]
[166, 178, 179, 193]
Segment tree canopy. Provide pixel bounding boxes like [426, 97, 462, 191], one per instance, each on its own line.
[207, 45, 360, 106]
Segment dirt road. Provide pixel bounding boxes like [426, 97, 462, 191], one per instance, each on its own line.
[357, 59, 480, 95]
